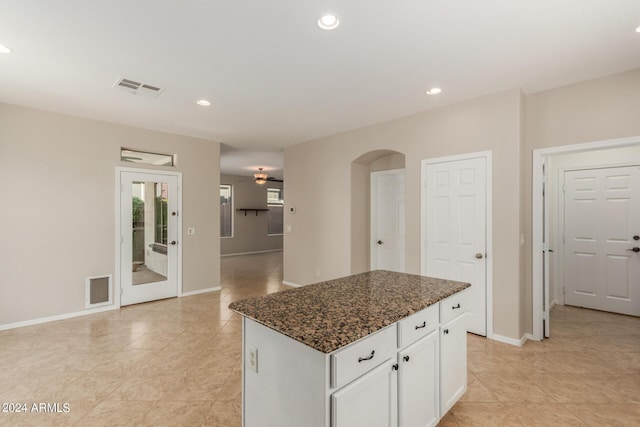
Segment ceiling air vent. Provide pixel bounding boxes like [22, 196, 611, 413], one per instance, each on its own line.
[113, 77, 164, 98]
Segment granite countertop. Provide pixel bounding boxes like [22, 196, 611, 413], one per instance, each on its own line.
[229, 270, 470, 353]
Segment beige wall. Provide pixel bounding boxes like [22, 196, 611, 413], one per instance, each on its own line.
[220, 174, 283, 255]
[523, 68, 640, 333]
[284, 89, 524, 340]
[0, 103, 220, 326]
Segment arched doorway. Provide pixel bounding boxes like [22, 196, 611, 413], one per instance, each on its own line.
[351, 150, 406, 274]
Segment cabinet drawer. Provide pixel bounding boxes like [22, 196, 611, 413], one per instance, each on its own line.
[331, 325, 397, 390]
[397, 304, 438, 348]
[439, 290, 468, 324]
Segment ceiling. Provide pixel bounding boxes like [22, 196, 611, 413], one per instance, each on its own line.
[2, 1, 640, 176]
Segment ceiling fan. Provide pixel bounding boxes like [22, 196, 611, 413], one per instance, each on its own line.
[254, 168, 283, 184]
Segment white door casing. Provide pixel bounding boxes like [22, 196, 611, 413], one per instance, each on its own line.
[117, 168, 182, 306]
[562, 166, 640, 316]
[371, 169, 406, 272]
[532, 136, 640, 341]
[422, 154, 489, 337]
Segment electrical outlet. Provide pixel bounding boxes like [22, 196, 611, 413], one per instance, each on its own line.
[248, 346, 258, 373]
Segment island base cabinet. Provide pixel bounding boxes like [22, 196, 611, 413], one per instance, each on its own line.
[439, 314, 467, 416]
[397, 331, 439, 427]
[331, 359, 398, 427]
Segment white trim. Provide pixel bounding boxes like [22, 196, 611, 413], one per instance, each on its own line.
[491, 333, 529, 347]
[532, 135, 640, 340]
[0, 305, 119, 331]
[115, 167, 183, 305]
[221, 249, 283, 257]
[282, 280, 303, 287]
[181, 286, 221, 297]
[421, 151, 493, 339]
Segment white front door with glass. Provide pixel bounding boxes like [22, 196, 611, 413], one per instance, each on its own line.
[119, 169, 180, 306]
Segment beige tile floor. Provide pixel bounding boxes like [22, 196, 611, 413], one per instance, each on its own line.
[0, 251, 638, 426]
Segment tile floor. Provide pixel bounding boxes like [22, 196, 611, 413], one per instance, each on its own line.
[0, 251, 638, 426]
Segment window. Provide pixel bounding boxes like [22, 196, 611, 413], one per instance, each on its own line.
[121, 148, 174, 166]
[267, 187, 284, 235]
[220, 185, 233, 238]
[154, 183, 168, 245]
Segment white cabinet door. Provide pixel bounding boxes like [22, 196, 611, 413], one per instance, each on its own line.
[398, 331, 439, 427]
[332, 359, 398, 427]
[439, 314, 467, 416]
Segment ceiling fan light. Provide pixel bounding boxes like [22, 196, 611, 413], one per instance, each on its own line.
[254, 167, 268, 184]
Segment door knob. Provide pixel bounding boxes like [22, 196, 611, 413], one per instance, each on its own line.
[626, 247, 640, 253]
[475, 253, 484, 259]
[170, 241, 177, 246]
[377, 240, 383, 245]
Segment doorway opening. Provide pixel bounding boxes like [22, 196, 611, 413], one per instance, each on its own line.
[532, 137, 640, 340]
[350, 150, 406, 275]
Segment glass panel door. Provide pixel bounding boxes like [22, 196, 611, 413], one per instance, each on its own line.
[131, 181, 169, 285]
[120, 170, 179, 306]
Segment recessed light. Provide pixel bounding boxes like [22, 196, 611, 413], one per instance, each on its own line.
[318, 14, 340, 30]
[0, 44, 12, 54]
[636, 26, 640, 33]
[196, 99, 211, 106]
[426, 88, 442, 95]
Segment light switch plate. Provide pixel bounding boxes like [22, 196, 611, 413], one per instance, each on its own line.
[187, 227, 196, 235]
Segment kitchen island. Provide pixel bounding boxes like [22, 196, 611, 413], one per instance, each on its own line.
[229, 270, 470, 427]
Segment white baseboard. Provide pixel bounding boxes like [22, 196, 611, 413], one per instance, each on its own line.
[221, 249, 283, 257]
[282, 280, 303, 288]
[550, 300, 558, 310]
[180, 286, 221, 297]
[1, 286, 222, 331]
[0, 305, 119, 331]
[491, 333, 529, 347]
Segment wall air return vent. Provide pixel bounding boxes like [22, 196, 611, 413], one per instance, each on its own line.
[113, 77, 164, 98]
[85, 275, 113, 308]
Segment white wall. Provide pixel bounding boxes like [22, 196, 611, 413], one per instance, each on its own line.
[220, 174, 283, 255]
[0, 103, 220, 326]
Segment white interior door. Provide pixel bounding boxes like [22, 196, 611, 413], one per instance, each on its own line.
[563, 166, 640, 316]
[119, 169, 180, 306]
[371, 169, 406, 272]
[423, 157, 487, 336]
